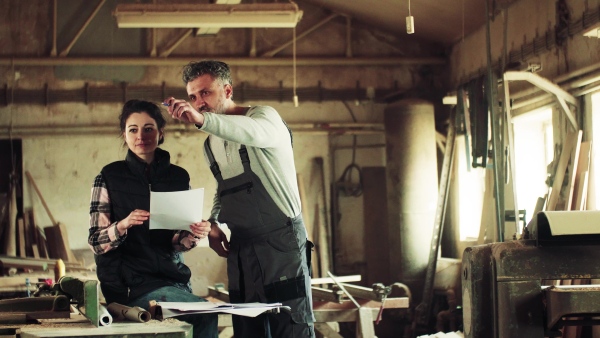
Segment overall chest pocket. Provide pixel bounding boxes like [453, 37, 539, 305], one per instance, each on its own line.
[219, 181, 265, 226]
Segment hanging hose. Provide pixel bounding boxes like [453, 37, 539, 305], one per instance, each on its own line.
[338, 135, 363, 197]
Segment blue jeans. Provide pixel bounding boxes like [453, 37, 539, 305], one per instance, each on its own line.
[127, 286, 219, 338]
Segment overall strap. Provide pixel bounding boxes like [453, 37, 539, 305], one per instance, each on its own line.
[239, 145, 252, 173]
[203, 138, 223, 181]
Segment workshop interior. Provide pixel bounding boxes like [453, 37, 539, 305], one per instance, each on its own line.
[1, 0, 600, 337]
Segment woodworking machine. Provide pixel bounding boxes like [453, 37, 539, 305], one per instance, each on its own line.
[462, 211, 600, 338]
[0, 276, 100, 326]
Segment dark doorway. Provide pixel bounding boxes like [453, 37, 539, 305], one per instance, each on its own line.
[0, 139, 23, 221]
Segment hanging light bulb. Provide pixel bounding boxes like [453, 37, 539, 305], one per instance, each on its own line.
[406, 0, 414, 34]
[292, 23, 299, 107]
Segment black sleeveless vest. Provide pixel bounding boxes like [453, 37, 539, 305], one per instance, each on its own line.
[95, 148, 191, 304]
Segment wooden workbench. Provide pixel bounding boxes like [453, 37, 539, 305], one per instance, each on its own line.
[213, 297, 410, 338]
[2, 319, 192, 338]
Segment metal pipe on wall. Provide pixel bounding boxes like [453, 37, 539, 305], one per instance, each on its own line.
[0, 56, 445, 67]
[0, 123, 384, 138]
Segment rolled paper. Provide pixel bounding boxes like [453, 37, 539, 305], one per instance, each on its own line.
[98, 304, 113, 326]
[107, 302, 151, 323]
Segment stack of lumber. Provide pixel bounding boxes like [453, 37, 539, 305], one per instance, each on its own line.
[0, 171, 81, 277]
[544, 130, 590, 212]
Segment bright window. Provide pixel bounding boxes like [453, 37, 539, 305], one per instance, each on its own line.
[592, 91, 600, 209]
[456, 107, 553, 240]
[512, 108, 553, 224]
[456, 134, 485, 241]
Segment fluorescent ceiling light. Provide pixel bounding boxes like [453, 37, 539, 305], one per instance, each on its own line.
[442, 95, 457, 105]
[193, 0, 241, 35]
[113, 3, 303, 29]
[583, 23, 600, 38]
[194, 27, 222, 36]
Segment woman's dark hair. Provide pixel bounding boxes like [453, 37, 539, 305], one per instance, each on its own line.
[119, 99, 167, 145]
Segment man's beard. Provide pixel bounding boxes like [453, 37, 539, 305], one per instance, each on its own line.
[207, 97, 227, 115]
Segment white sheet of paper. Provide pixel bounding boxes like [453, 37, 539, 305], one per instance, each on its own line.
[158, 301, 284, 318]
[149, 188, 204, 230]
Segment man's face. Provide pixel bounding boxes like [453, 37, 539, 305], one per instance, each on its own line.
[186, 74, 231, 114]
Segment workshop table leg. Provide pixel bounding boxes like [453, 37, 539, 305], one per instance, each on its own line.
[315, 322, 343, 338]
[357, 308, 375, 338]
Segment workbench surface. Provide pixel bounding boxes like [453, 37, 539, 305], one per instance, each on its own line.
[1, 319, 192, 338]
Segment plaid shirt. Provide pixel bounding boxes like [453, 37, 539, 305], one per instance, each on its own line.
[88, 174, 200, 254]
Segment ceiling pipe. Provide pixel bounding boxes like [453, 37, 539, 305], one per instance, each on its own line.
[0, 123, 384, 138]
[0, 56, 445, 67]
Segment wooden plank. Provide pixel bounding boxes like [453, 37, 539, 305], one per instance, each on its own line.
[314, 323, 343, 338]
[357, 307, 375, 338]
[218, 327, 234, 338]
[311, 203, 321, 278]
[32, 244, 40, 259]
[315, 202, 330, 280]
[44, 225, 60, 260]
[574, 172, 589, 211]
[26, 209, 39, 255]
[314, 157, 333, 279]
[572, 141, 591, 210]
[0, 255, 85, 270]
[22, 210, 32, 257]
[19, 321, 193, 338]
[56, 222, 77, 263]
[44, 224, 75, 262]
[0, 193, 7, 245]
[547, 130, 581, 211]
[18, 218, 26, 258]
[565, 134, 583, 210]
[6, 183, 17, 256]
[313, 298, 409, 310]
[25, 171, 57, 225]
[37, 227, 49, 259]
[311, 275, 361, 285]
[313, 308, 378, 323]
[0, 256, 48, 271]
[362, 167, 391, 285]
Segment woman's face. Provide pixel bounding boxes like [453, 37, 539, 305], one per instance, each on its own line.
[123, 112, 163, 163]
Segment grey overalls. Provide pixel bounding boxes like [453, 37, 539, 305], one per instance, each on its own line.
[204, 139, 315, 338]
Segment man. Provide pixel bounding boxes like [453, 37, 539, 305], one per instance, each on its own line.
[165, 60, 315, 338]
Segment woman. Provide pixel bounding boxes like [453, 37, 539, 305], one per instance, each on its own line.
[88, 99, 218, 337]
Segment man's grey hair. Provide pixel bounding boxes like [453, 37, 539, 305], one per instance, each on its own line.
[181, 60, 232, 87]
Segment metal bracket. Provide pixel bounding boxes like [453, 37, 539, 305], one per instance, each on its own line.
[57, 276, 100, 327]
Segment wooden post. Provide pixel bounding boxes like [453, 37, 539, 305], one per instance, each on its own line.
[18, 218, 26, 258]
[6, 184, 17, 256]
[25, 171, 57, 225]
